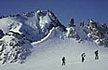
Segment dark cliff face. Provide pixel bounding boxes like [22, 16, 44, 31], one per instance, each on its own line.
[0, 29, 4, 39]
[37, 10, 66, 31]
[80, 20, 108, 47]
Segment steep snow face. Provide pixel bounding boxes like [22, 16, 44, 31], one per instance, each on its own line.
[0, 10, 65, 42]
[32, 27, 65, 44]
[0, 18, 18, 33]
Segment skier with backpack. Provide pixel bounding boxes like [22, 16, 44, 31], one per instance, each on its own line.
[94, 50, 99, 60]
[62, 57, 66, 66]
[81, 52, 86, 62]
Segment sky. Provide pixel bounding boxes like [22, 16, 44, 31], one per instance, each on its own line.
[0, 0, 108, 26]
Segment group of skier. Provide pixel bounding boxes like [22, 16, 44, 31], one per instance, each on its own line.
[61, 18, 100, 66]
[81, 50, 99, 62]
[61, 50, 99, 66]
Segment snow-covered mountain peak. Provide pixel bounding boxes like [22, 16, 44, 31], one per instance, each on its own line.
[0, 10, 108, 65]
[0, 10, 65, 42]
[0, 10, 66, 64]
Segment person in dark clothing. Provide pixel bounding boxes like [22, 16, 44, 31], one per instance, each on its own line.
[95, 50, 99, 60]
[62, 57, 66, 66]
[81, 53, 86, 62]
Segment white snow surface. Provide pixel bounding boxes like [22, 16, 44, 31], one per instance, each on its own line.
[0, 29, 108, 70]
[0, 10, 108, 70]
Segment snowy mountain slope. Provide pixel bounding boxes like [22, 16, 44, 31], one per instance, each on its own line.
[0, 10, 65, 42]
[1, 34, 108, 70]
[0, 9, 108, 70]
[32, 27, 64, 44]
[0, 10, 66, 64]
